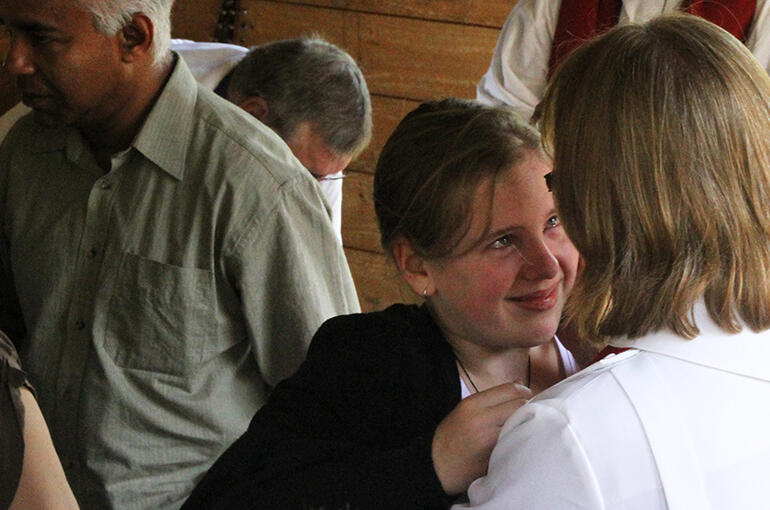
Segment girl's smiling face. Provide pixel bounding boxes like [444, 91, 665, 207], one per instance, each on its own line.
[424, 151, 579, 353]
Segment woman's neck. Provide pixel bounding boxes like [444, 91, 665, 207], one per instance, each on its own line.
[451, 340, 531, 393]
[450, 336, 566, 395]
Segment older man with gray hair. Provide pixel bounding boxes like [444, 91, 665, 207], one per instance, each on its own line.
[0, 0, 360, 507]
[177, 36, 372, 237]
[0, 36, 372, 238]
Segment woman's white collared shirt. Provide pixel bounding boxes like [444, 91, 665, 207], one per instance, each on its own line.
[457, 302, 770, 509]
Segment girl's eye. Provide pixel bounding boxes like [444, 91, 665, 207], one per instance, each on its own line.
[491, 234, 515, 249]
[546, 215, 560, 229]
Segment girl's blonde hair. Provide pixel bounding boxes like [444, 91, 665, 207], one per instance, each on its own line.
[540, 14, 770, 340]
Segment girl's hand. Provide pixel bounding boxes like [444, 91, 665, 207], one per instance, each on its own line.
[431, 382, 532, 495]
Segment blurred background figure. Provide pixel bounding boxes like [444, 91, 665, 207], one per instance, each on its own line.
[477, 0, 770, 121]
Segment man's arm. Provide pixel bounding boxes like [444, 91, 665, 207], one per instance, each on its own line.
[11, 388, 79, 509]
[229, 174, 359, 387]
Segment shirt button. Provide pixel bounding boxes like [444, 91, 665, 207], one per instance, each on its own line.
[74, 320, 86, 330]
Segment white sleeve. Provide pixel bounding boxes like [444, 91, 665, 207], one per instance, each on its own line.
[475, 0, 563, 121]
[318, 176, 343, 243]
[454, 402, 604, 510]
[745, 0, 770, 72]
[172, 40, 250, 91]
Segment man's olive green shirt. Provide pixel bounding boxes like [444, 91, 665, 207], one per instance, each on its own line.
[0, 56, 360, 509]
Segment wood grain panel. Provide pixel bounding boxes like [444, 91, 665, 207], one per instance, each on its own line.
[235, 1, 355, 50]
[346, 248, 421, 312]
[341, 170, 380, 253]
[268, 0, 517, 28]
[353, 95, 420, 174]
[355, 13, 499, 100]
[171, 0, 224, 41]
[237, 2, 500, 100]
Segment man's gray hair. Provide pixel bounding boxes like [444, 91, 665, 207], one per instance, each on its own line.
[76, 0, 174, 67]
[228, 37, 373, 158]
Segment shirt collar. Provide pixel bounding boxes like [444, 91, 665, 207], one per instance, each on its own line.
[28, 53, 196, 181]
[610, 300, 770, 382]
[26, 121, 70, 154]
[26, 124, 100, 174]
[620, 0, 673, 22]
[131, 53, 196, 181]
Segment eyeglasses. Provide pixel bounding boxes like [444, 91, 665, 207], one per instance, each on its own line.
[310, 168, 349, 182]
[544, 171, 552, 192]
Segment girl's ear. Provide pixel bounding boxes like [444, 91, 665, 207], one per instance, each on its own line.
[391, 237, 434, 298]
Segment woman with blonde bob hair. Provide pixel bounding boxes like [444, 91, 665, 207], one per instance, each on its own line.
[460, 14, 770, 510]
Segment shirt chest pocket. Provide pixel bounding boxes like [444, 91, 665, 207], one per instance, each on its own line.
[104, 252, 215, 378]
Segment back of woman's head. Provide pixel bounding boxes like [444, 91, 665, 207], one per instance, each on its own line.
[374, 98, 541, 260]
[540, 14, 770, 340]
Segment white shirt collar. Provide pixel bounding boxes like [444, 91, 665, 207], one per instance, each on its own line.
[610, 300, 770, 382]
[620, 0, 679, 23]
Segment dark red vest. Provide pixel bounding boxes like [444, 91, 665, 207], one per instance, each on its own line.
[548, 0, 757, 75]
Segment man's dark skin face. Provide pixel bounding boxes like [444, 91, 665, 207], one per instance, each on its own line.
[1, 0, 173, 169]
[0, 0, 126, 131]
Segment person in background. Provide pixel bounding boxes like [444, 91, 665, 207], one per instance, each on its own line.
[477, 0, 770, 121]
[1, 331, 78, 509]
[461, 14, 770, 510]
[0, 36, 372, 239]
[0, 0, 359, 507]
[169, 37, 371, 239]
[182, 98, 580, 509]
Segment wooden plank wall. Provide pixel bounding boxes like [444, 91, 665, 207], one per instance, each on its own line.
[228, 0, 516, 311]
[0, 0, 518, 312]
[171, 0, 225, 41]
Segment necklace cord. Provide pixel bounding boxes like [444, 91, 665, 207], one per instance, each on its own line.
[455, 354, 480, 393]
[454, 353, 531, 394]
